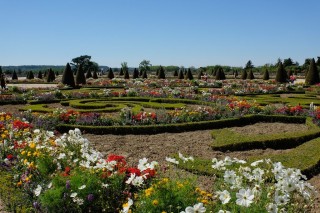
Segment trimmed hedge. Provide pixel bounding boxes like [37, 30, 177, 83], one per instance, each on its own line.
[211, 117, 319, 151]
[56, 115, 306, 135]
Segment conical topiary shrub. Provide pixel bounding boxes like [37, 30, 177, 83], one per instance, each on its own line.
[27, 71, 34, 79]
[178, 69, 184, 79]
[215, 67, 225, 80]
[247, 69, 254, 80]
[62, 63, 75, 87]
[275, 62, 287, 83]
[263, 69, 270, 80]
[47, 69, 55, 82]
[173, 69, 178, 77]
[107, 68, 114, 79]
[305, 58, 320, 85]
[158, 66, 166, 79]
[124, 69, 130, 79]
[142, 70, 147, 79]
[119, 68, 124, 76]
[185, 68, 193, 80]
[241, 69, 247, 80]
[85, 70, 92, 78]
[92, 70, 98, 79]
[12, 70, 18, 80]
[133, 68, 139, 79]
[0, 74, 5, 89]
[37, 71, 43, 79]
[75, 64, 86, 85]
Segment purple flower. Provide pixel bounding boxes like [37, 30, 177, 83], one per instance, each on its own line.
[87, 194, 94, 202]
[33, 201, 40, 209]
[66, 180, 70, 190]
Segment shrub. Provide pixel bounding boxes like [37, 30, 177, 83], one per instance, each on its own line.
[75, 64, 86, 85]
[247, 69, 254, 79]
[12, 70, 18, 80]
[185, 68, 193, 80]
[158, 66, 166, 79]
[178, 69, 184, 79]
[305, 58, 320, 85]
[62, 63, 75, 88]
[85, 69, 92, 78]
[132, 68, 139, 79]
[241, 69, 247, 80]
[107, 68, 114, 79]
[92, 70, 98, 79]
[275, 62, 287, 83]
[263, 69, 269, 80]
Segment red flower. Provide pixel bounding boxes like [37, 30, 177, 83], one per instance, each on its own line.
[12, 120, 33, 130]
[62, 166, 71, 176]
[142, 168, 156, 178]
[7, 154, 14, 160]
[127, 167, 141, 176]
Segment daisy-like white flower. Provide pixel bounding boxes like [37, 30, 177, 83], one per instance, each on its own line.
[178, 152, 194, 163]
[34, 185, 42, 197]
[266, 203, 278, 213]
[182, 202, 206, 213]
[121, 198, 133, 213]
[165, 157, 179, 165]
[218, 210, 231, 213]
[47, 182, 52, 189]
[224, 170, 237, 185]
[70, 192, 78, 198]
[250, 159, 264, 167]
[236, 188, 254, 207]
[78, 185, 86, 190]
[216, 190, 231, 204]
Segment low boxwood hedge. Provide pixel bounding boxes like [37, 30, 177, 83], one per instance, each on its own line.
[56, 115, 306, 135]
[211, 117, 319, 151]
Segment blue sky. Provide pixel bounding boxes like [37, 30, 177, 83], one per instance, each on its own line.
[0, 0, 319, 67]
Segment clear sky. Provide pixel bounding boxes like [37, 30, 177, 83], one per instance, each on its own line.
[0, 0, 319, 67]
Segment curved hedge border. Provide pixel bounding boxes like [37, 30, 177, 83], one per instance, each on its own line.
[56, 115, 306, 135]
[211, 117, 320, 151]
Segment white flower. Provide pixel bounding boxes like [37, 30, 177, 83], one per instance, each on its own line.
[212, 158, 226, 170]
[178, 152, 194, 163]
[33, 129, 40, 134]
[73, 197, 84, 205]
[126, 173, 136, 185]
[70, 192, 78, 198]
[266, 203, 278, 213]
[166, 157, 179, 165]
[34, 185, 42, 196]
[78, 185, 86, 190]
[251, 159, 264, 167]
[57, 153, 66, 159]
[236, 188, 254, 207]
[218, 210, 231, 213]
[102, 183, 109, 188]
[184, 202, 206, 213]
[216, 190, 231, 204]
[47, 182, 52, 189]
[224, 170, 237, 185]
[121, 198, 133, 213]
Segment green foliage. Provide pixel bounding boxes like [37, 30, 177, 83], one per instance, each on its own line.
[27, 70, 34, 79]
[37, 70, 43, 79]
[119, 68, 124, 76]
[75, 64, 86, 85]
[92, 70, 98, 79]
[85, 69, 92, 78]
[142, 69, 148, 79]
[12, 70, 18, 80]
[124, 68, 130, 79]
[0, 74, 5, 89]
[305, 58, 320, 85]
[215, 67, 225, 80]
[139, 60, 151, 75]
[47, 68, 56, 82]
[275, 62, 287, 83]
[62, 63, 75, 87]
[71, 55, 99, 73]
[173, 69, 178, 76]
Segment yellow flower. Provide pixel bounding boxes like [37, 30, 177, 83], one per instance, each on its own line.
[200, 190, 207, 196]
[33, 151, 40, 157]
[145, 187, 154, 197]
[195, 187, 201, 193]
[152, 199, 159, 206]
[29, 142, 36, 149]
[23, 159, 28, 165]
[201, 199, 208, 204]
[21, 150, 26, 155]
[1, 134, 6, 139]
[162, 178, 169, 183]
[27, 151, 32, 157]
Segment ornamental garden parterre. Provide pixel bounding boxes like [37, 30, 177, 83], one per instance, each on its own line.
[0, 63, 320, 212]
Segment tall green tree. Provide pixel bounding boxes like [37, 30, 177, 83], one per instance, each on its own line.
[247, 69, 254, 79]
[185, 68, 193, 80]
[75, 64, 86, 85]
[119, 68, 124, 76]
[241, 69, 247, 80]
[37, 71, 43, 79]
[62, 63, 75, 87]
[0, 74, 5, 89]
[275, 62, 287, 83]
[178, 69, 184, 79]
[47, 69, 55, 82]
[283, 58, 294, 67]
[12, 70, 18, 80]
[305, 58, 320, 85]
[0, 66, 2, 76]
[121, 62, 129, 78]
[85, 69, 92, 78]
[139, 60, 151, 75]
[71, 55, 99, 73]
[245, 60, 254, 70]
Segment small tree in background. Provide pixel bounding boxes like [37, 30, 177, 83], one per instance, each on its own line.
[142, 70, 148, 79]
[215, 67, 225, 80]
[263, 69, 270, 80]
[287, 69, 293, 78]
[133, 68, 139, 79]
[185, 68, 193, 80]
[305, 58, 320, 85]
[28, 71, 35, 79]
[107, 68, 114, 79]
[0, 66, 2, 76]
[178, 69, 184, 79]
[158, 66, 166, 79]
[12, 70, 18, 80]
[275, 62, 287, 83]
[92, 70, 98, 79]
[37, 71, 43, 79]
[44, 70, 47, 78]
[247, 69, 254, 79]
[241, 69, 247, 80]
[62, 63, 75, 87]
[75, 64, 86, 85]
[85, 69, 92, 78]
